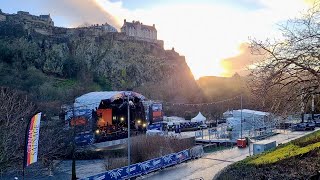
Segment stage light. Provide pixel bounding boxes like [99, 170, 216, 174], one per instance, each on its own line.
[120, 117, 125, 122]
[113, 116, 116, 120]
[142, 123, 146, 128]
[95, 129, 100, 134]
[137, 120, 141, 124]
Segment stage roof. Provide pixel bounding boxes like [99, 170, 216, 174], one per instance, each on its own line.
[74, 91, 145, 110]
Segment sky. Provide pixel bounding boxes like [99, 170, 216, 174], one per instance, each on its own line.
[0, 0, 315, 79]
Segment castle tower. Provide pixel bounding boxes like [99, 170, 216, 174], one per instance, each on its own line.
[120, 20, 157, 42]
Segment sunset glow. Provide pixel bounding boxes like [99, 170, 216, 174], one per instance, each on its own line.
[93, 0, 311, 79]
[0, 0, 314, 79]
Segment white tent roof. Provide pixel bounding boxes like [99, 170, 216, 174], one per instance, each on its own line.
[74, 91, 145, 110]
[191, 112, 206, 122]
[233, 109, 270, 116]
[223, 110, 233, 118]
[65, 91, 145, 119]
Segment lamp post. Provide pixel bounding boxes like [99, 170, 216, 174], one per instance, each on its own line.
[126, 91, 131, 179]
[71, 102, 77, 180]
[240, 94, 243, 139]
[312, 94, 315, 121]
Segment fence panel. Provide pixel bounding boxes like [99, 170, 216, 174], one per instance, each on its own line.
[82, 149, 191, 180]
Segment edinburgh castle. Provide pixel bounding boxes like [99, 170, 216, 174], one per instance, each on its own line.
[0, 10, 163, 47]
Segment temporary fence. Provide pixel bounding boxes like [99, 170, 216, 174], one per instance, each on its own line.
[190, 145, 204, 159]
[195, 127, 278, 141]
[81, 149, 192, 180]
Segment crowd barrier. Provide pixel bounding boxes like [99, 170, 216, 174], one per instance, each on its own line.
[190, 145, 204, 159]
[81, 149, 191, 180]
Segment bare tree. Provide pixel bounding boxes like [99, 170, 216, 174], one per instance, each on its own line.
[0, 87, 36, 172]
[38, 115, 73, 174]
[0, 87, 72, 174]
[249, 3, 320, 115]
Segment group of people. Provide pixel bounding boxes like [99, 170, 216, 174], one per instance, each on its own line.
[97, 123, 126, 135]
[95, 124, 128, 142]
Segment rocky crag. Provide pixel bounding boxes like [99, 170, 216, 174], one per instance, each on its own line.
[0, 11, 202, 111]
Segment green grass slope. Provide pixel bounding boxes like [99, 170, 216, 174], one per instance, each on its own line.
[216, 130, 320, 179]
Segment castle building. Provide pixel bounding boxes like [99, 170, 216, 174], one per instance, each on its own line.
[4, 11, 55, 26]
[121, 20, 157, 42]
[101, 22, 117, 32]
[39, 14, 54, 26]
[88, 22, 117, 32]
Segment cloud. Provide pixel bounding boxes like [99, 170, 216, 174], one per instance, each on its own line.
[38, 0, 120, 27]
[220, 43, 266, 77]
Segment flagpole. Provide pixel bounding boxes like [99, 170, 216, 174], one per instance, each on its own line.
[22, 114, 33, 180]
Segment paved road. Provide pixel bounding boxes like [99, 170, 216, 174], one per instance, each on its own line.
[138, 129, 319, 180]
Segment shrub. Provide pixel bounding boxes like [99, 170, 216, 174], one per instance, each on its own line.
[292, 130, 320, 147]
[130, 135, 174, 163]
[105, 157, 127, 170]
[104, 135, 194, 170]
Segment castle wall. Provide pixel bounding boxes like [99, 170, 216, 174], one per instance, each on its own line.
[5, 11, 54, 27]
[34, 28, 52, 35]
[2, 10, 162, 48]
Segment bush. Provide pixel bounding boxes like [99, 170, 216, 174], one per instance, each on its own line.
[130, 135, 174, 163]
[104, 135, 194, 170]
[292, 130, 320, 147]
[105, 157, 127, 170]
[93, 74, 112, 91]
[131, 135, 194, 163]
[62, 56, 79, 78]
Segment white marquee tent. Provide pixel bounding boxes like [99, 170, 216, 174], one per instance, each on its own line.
[191, 112, 206, 123]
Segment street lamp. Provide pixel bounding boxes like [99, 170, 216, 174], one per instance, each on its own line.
[240, 94, 243, 139]
[125, 91, 132, 179]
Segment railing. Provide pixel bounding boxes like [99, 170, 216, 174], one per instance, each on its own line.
[195, 127, 278, 140]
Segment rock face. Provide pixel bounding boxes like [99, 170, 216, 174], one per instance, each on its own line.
[0, 20, 202, 102]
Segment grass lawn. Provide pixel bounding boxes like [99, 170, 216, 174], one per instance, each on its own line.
[248, 130, 320, 165]
[216, 130, 320, 179]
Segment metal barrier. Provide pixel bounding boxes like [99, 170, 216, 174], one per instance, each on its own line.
[81, 149, 191, 180]
[196, 127, 278, 141]
[190, 145, 204, 159]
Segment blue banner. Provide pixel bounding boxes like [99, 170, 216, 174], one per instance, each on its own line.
[82, 149, 191, 180]
[129, 163, 141, 176]
[174, 150, 190, 164]
[66, 109, 92, 120]
[162, 153, 176, 167]
[147, 123, 162, 130]
[149, 157, 163, 172]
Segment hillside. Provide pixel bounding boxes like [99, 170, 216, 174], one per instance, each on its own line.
[0, 17, 202, 112]
[197, 74, 248, 100]
[216, 130, 320, 179]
